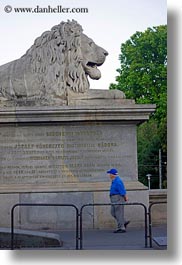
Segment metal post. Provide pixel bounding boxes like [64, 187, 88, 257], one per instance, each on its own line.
[159, 149, 162, 189]
[75, 207, 79, 250]
[80, 207, 83, 250]
[146, 174, 151, 190]
[11, 204, 17, 250]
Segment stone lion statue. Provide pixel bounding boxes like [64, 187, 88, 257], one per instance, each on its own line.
[0, 20, 110, 106]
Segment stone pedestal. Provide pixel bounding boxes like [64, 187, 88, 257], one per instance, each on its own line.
[0, 99, 155, 229]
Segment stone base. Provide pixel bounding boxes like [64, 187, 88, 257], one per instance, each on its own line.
[0, 99, 155, 230]
[0, 181, 148, 229]
[149, 189, 167, 225]
[0, 227, 63, 248]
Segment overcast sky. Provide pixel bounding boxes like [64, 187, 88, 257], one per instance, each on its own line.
[0, 0, 167, 90]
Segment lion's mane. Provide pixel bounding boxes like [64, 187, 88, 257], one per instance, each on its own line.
[27, 20, 89, 96]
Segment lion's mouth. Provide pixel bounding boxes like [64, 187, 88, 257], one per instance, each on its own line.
[87, 62, 102, 67]
[84, 61, 102, 80]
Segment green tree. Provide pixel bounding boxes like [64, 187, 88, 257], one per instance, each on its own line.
[110, 25, 167, 126]
[110, 25, 167, 187]
[137, 120, 161, 186]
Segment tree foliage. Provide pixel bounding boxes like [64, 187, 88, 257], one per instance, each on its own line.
[137, 120, 161, 186]
[110, 25, 167, 187]
[110, 25, 167, 126]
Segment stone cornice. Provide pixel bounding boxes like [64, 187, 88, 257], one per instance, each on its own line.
[0, 104, 156, 124]
[0, 181, 147, 194]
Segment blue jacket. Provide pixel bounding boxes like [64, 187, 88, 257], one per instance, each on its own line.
[110, 176, 126, 196]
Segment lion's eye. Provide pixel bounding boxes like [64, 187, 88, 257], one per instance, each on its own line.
[89, 42, 94, 47]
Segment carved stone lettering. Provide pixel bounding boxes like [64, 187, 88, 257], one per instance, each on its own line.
[0, 124, 137, 185]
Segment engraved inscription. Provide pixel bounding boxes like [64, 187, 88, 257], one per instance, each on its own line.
[0, 125, 136, 185]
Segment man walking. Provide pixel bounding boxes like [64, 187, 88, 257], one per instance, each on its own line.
[107, 168, 130, 233]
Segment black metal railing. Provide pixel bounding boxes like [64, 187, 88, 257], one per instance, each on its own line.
[148, 201, 167, 247]
[10, 201, 167, 250]
[79, 202, 148, 249]
[11, 203, 79, 250]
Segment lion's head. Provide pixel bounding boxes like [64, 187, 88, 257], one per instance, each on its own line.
[81, 33, 108, 80]
[26, 20, 108, 96]
[0, 20, 108, 105]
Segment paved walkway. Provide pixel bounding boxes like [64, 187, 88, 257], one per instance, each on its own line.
[0, 225, 167, 250]
[58, 225, 167, 250]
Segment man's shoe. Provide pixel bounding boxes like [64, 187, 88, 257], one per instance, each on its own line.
[113, 229, 126, 233]
[124, 221, 130, 229]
